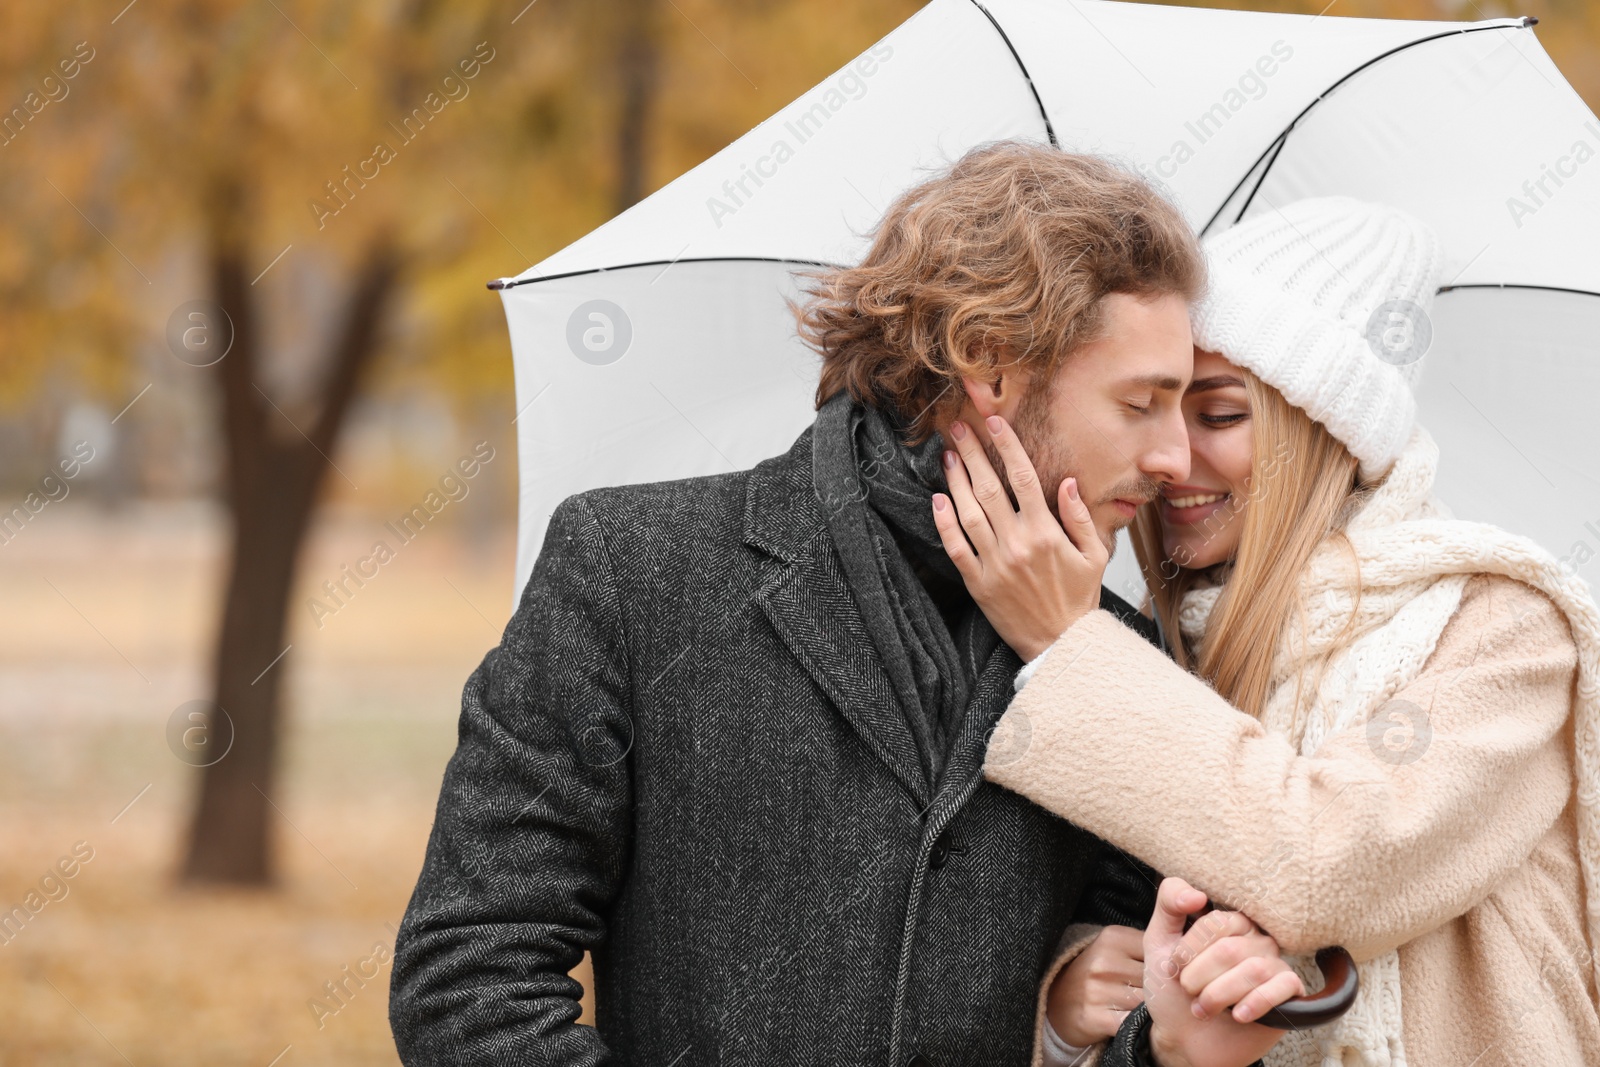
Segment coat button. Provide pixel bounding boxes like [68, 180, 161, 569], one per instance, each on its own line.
[906, 1054, 934, 1067]
[928, 826, 964, 869]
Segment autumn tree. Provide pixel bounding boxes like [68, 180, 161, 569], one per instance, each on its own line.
[1, 0, 933, 885]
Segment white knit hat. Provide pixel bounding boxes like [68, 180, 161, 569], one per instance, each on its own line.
[1189, 196, 1445, 480]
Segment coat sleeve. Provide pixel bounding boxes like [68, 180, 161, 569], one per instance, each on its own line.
[983, 575, 1579, 961]
[1099, 1005, 1265, 1067]
[1027, 922, 1112, 1067]
[1073, 841, 1162, 929]
[1022, 844, 1162, 1067]
[389, 493, 633, 1066]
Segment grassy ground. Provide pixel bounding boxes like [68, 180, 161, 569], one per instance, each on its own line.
[0, 499, 592, 1065]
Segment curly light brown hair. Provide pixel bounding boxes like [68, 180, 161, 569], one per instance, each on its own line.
[795, 140, 1207, 443]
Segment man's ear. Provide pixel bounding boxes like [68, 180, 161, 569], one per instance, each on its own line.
[958, 357, 1030, 421]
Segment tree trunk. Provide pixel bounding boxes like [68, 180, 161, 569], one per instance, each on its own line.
[181, 210, 398, 886]
[182, 449, 317, 883]
[615, 0, 661, 213]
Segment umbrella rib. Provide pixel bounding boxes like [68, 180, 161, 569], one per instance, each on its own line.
[1437, 283, 1600, 300]
[1201, 17, 1538, 238]
[1231, 133, 1291, 227]
[967, 0, 1058, 147]
[487, 256, 841, 291]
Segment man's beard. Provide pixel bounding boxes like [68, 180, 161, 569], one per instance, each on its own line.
[987, 383, 1160, 555]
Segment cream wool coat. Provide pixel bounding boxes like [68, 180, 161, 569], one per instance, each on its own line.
[986, 574, 1600, 1067]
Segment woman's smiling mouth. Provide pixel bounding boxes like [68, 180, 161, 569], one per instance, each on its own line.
[1160, 486, 1232, 524]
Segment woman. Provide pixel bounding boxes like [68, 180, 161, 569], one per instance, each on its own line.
[932, 197, 1600, 1065]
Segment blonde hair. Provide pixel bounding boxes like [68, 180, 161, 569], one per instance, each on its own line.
[793, 140, 1206, 443]
[1132, 367, 1366, 718]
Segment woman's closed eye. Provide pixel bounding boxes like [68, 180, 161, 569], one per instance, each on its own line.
[1198, 411, 1248, 427]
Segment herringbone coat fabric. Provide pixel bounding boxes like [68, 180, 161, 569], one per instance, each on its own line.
[389, 421, 1162, 1067]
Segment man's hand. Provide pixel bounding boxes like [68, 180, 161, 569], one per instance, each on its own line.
[1047, 925, 1145, 1047]
[1142, 878, 1304, 1067]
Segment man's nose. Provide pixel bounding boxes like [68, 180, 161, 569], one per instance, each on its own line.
[1141, 406, 1191, 486]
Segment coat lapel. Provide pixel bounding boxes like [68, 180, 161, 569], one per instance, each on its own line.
[931, 634, 1023, 803]
[744, 426, 932, 808]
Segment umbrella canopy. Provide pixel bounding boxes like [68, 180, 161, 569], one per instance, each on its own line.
[495, 0, 1600, 602]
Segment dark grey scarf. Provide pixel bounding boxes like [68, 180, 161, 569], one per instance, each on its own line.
[812, 389, 1003, 789]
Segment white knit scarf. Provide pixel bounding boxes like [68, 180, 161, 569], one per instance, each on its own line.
[1177, 426, 1600, 1067]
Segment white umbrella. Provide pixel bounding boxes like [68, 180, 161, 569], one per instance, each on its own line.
[492, 0, 1600, 603]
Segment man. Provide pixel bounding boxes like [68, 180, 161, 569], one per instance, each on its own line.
[389, 140, 1284, 1067]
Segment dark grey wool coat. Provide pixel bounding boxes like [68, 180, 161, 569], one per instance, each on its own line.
[389, 421, 1166, 1067]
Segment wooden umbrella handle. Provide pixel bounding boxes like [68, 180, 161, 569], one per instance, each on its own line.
[1254, 946, 1360, 1030]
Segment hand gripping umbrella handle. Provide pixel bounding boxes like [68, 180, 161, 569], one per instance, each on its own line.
[1182, 903, 1359, 1029]
[1254, 946, 1359, 1030]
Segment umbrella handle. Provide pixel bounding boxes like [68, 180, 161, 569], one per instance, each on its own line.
[1253, 946, 1359, 1030]
[1181, 903, 1358, 1029]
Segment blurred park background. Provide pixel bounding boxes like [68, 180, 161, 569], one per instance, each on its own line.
[1, 0, 1597, 1063]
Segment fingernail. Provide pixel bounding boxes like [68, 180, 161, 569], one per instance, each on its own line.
[1192, 1003, 1208, 1021]
[949, 421, 967, 441]
[1066, 478, 1079, 501]
[933, 494, 947, 512]
[944, 450, 957, 469]
[986, 415, 1003, 436]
